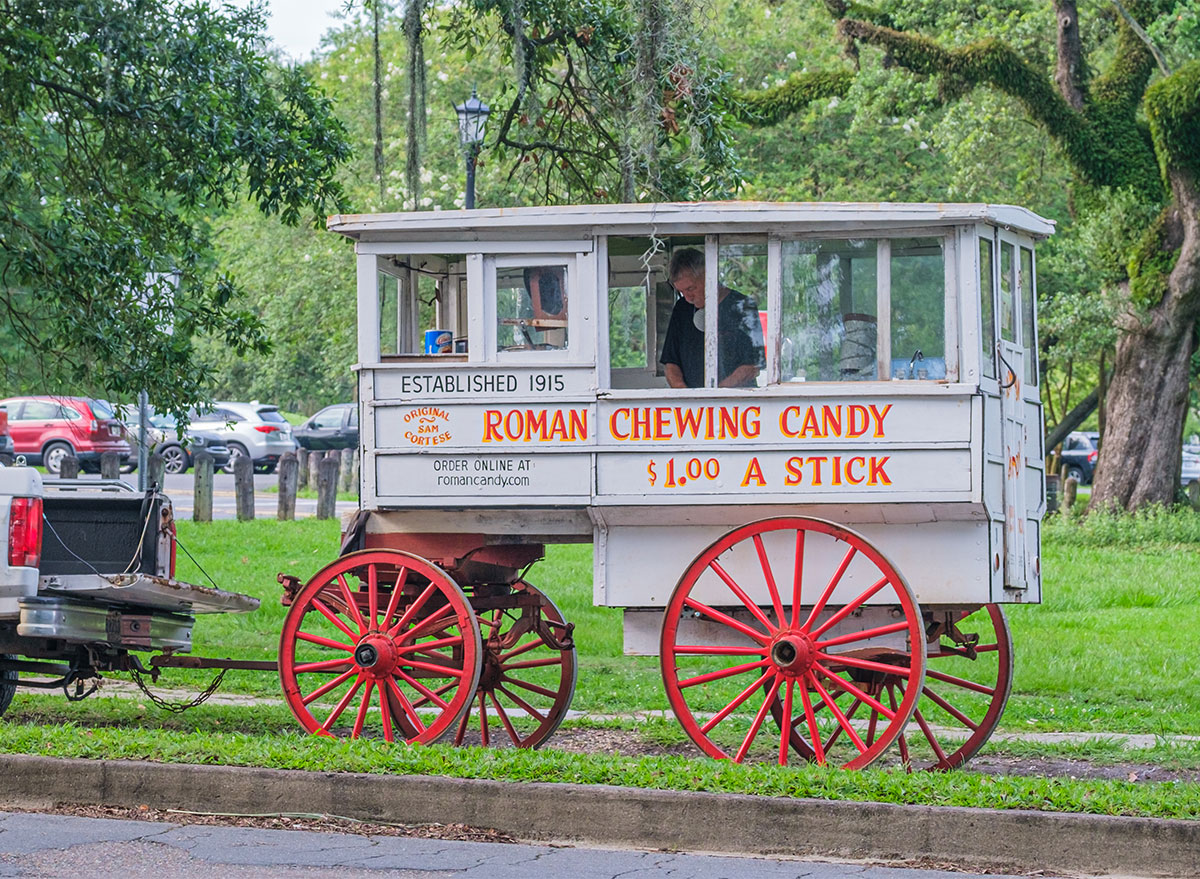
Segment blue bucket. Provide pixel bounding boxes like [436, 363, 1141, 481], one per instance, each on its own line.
[424, 329, 452, 354]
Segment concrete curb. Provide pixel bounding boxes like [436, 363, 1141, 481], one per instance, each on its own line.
[1, 755, 1197, 877]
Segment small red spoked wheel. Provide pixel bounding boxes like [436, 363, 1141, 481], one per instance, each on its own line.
[279, 549, 482, 744]
[895, 604, 1013, 770]
[661, 517, 926, 769]
[455, 581, 577, 749]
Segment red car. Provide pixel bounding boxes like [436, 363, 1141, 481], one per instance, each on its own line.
[0, 396, 131, 475]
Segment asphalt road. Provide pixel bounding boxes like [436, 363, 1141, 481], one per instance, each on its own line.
[0, 811, 1050, 879]
[159, 472, 358, 521]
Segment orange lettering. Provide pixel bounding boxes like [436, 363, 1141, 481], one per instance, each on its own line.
[548, 409, 568, 441]
[609, 408, 630, 440]
[674, 407, 704, 439]
[847, 405, 870, 438]
[655, 407, 671, 440]
[525, 409, 547, 442]
[483, 410, 502, 442]
[569, 408, 588, 441]
[809, 455, 826, 485]
[632, 408, 651, 440]
[780, 406, 801, 438]
[868, 456, 891, 485]
[869, 404, 892, 439]
[740, 457, 766, 487]
[784, 456, 803, 486]
[742, 406, 761, 438]
[821, 405, 842, 438]
[719, 407, 739, 439]
[831, 455, 842, 486]
[799, 407, 822, 439]
[846, 456, 866, 485]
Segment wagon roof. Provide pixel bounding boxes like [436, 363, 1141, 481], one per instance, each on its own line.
[327, 201, 1055, 241]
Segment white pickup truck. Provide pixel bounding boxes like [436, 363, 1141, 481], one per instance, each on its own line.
[0, 466, 257, 716]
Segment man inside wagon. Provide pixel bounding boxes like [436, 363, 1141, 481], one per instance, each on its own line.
[660, 248, 765, 389]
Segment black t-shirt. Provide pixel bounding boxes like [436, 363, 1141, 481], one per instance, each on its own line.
[660, 290, 765, 388]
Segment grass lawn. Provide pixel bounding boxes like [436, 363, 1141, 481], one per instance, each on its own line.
[3, 507, 1200, 815]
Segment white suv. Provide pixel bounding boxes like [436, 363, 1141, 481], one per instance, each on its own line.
[187, 402, 297, 473]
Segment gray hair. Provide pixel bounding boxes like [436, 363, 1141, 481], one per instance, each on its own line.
[668, 247, 705, 281]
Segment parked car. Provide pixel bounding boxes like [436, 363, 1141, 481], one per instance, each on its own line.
[186, 401, 297, 473]
[1060, 431, 1100, 484]
[135, 410, 232, 475]
[0, 405, 13, 460]
[1182, 443, 1200, 487]
[0, 396, 130, 475]
[294, 403, 359, 451]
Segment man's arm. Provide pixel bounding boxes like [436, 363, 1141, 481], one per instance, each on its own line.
[719, 364, 760, 388]
[665, 363, 688, 388]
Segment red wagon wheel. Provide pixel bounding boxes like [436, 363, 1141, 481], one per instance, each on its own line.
[279, 549, 481, 744]
[454, 581, 577, 749]
[661, 517, 926, 769]
[894, 603, 1013, 770]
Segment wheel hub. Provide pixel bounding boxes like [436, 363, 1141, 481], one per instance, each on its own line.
[769, 632, 815, 675]
[353, 634, 400, 679]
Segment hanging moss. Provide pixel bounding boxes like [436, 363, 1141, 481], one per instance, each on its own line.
[1145, 60, 1200, 184]
[734, 70, 853, 125]
[1127, 208, 1177, 308]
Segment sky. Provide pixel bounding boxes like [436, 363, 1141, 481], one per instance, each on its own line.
[252, 0, 354, 61]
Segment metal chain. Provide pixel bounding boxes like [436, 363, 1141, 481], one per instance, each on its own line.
[130, 666, 227, 713]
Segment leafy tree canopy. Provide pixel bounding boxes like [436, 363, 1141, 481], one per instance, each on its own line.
[0, 0, 350, 417]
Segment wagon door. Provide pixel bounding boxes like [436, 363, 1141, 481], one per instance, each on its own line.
[997, 235, 1027, 590]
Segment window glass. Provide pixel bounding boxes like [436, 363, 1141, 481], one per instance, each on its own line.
[18, 401, 58, 420]
[979, 239, 996, 379]
[781, 238, 877, 382]
[348, 406, 358, 427]
[1021, 246, 1037, 386]
[58, 404, 81, 420]
[496, 264, 568, 353]
[379, 271, 399, 356]
[608, 285, 648, 369]
[89, 399, 115, 419]
[890, 238, 945, 380]
[715, 240, 766, 387]
[999, 242, 1016, 343]
[312, 408, 343, 429]
[256, 408, 288, 424]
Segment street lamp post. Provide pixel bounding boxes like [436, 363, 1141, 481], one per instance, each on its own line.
[455, 88, 490, 209]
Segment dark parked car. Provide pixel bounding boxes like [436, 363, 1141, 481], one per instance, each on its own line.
[0, 396, 130, 475]
[1060, 431, 1100, 484]
[295, 403, 358, 451]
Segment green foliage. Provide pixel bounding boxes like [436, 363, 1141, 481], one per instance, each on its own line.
[0, 0, 350, 418]
[1127, 207, 1178, 307]
[735, 71, 853, 124]
[1145, 60, 1200, 181]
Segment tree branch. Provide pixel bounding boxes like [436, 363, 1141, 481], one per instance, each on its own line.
[734, 70, 854, 125]
[1053, 0, 1087, 110]
[1111, 0, 1171, 77]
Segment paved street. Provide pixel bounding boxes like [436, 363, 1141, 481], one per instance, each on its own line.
[160, 472, 358, 521]
[0, 812, 1055, 879]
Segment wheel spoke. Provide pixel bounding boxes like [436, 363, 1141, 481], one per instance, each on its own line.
[890, 686, 913, 767]
[500, 635, 546, 662]
[395, 634, 463, 655]
[922, 684, 980, 730]
[699, 668, 775, 735]
[810, 576, 890, 639]
[410, 680, 458, 710]
[297, 630, 354, 653]
[790, 529, 805, 628]
[673, 644, 767, 656]
[504, 656, 564, 671]
[294, 657, 354, 674]
[815, 651, 915, 679]
[400, 607, 460, 642]
[385, 676, 427, 735]
[912, 706, 948, 763]
[379, 566, 409, 631]
[925, 667, 997, 696]
[812, 661, 896, 718]
[709, 559, 777, 633]
[405, 657, 468, 678]
[301, 668, 357, 705]
[322, 675, 364, 731]
[808, 672, 867, 753]
[489, 690, 522, 745]
[385, 582, 438, 638]
[752, 534, 787, 629]
[778, 677, 795, 765]
[682, 597, 771, 645]
[351, 679, 374, 737]
[678, 658, 771, 689]
[395, 669, 451, 709]
[865, 707, 880, 746]
[734, 673, 783, 763]
[802, 546, 856, 630]
[798, 674, 825, 763]
[336, 574, 367, 635]
[502, 674, 560, 700]
[379, 681, 395, 742]
[478, 691, 491, 746]
[822, 697, 862, 750]
[816, 619, 910, 650]
[495, 683, 549, 724]
[366, 564, 379, 630]
[310, 597, 359, 642]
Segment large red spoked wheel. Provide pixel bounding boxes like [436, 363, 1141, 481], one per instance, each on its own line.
[661, 517, 926, 769]
[280, 549, 482, 743]
[896, 604, 1013, 770]
[455, 581, 577, 749]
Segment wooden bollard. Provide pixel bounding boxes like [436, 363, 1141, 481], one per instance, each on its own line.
[308, 450, 322, 490]
[233, 453, 255, 521]
[340, 447, 355, 492]
[60, 456, 81, 480]
[100, 451, 121, 479]
[193, 452, 214, 523]
[147, 452, 166, 491]
[1063, 475, 1078, 513]
[316, 456, 339, 520]
[1187, 480, 1200, 512]
[277, 452, 298, 521]
[296, 447, 310, 489]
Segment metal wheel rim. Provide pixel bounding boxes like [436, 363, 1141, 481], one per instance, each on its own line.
[279, 549, 482, 744]
[661, 516, 926, 769]
[44, 444, 70, 475]
[162, 446, 187, 473]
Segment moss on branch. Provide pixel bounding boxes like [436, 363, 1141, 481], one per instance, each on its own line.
[1145, 61, 1200, 182]
[734, 70, 853, 125]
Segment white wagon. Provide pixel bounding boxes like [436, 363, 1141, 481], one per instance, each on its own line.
[278, 201, 1051, 769]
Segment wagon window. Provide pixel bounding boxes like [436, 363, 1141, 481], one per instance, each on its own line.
[999, 242, 1016, 343]
[780, 239, 878, 382]
[1021, 246, 1037, 386]
[609, 285, 649, 368]
[495, 263, 568, 354]
[979, 238, 996, 379]
[716, 239, 767, 388]
[889, 238, 946, 380]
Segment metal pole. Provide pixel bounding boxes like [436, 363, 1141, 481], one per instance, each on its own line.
[465, 148, 477, 210]
[137, 389, 149, 491]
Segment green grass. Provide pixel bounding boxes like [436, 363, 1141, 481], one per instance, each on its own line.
[4, 509, 1200, 814]
[260, 483, 358, 502]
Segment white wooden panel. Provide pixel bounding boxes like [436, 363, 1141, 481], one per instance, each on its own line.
[371, 365, 597, 401]
[357, 253, 380, 365]
[597, 449, 970, 500]
[375, 403, 595, 450]
[375, 452, 591, 500]
[355, 239, 593, 255]
[597, 520, 992, 608]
